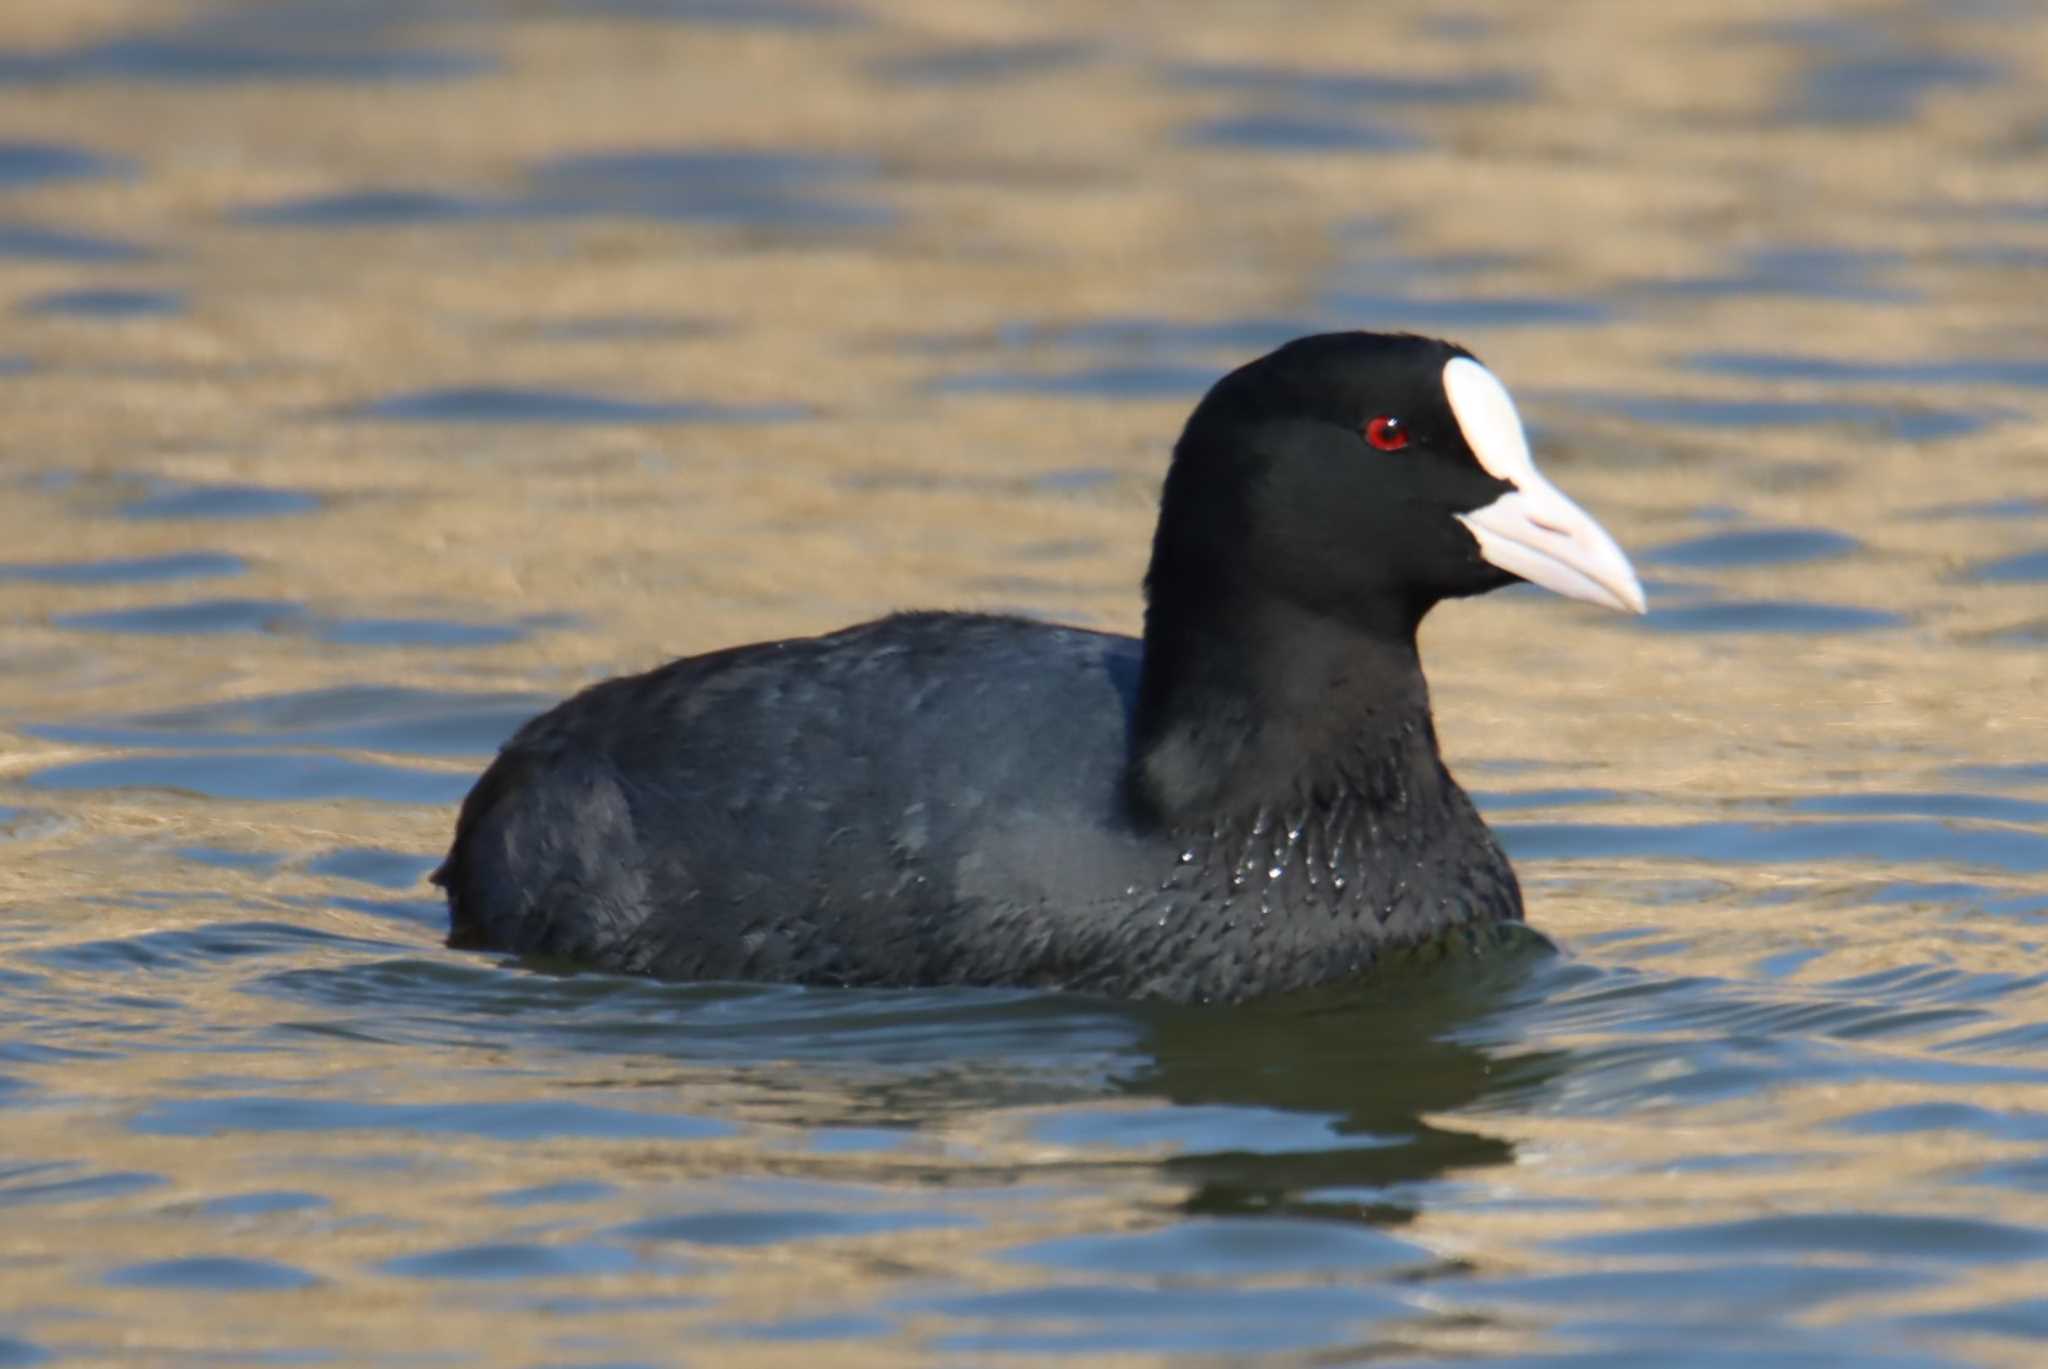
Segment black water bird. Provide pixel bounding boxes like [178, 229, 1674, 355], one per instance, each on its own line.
[436, 332, 1645, 1001]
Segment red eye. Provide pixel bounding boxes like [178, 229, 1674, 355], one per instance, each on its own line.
[1364, 416, 1409, 452]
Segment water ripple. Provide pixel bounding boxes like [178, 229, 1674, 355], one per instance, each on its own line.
[916, 1281, 1408, 1358]
[526, 148, 892, 231]
[380, 1240, 644, 1282]
[1570, 393, 1989, 441]
[0, 1165, 165, 1208]
[0, 141, 128, 187]
[928, 362, 1217, 399]
[0, 551, 245, 585]
[0, 222, 151, 262]
[1641, 526, 1860, 568]
[561, 0, 865, 26]
[23, 287, 183, 318]
[131, 1096, 735, 1142]
[29, 684, 545, 756]
[1165, 61, 1532, 106]
[616, 1207, 973, 1246]
[105, 1256, 318, 1292]
[1688, 352, 2048, 388]
[49, 597, 543, 651]
[1008, 1217, 1432, 1277]
[1184, 113, 1424, 154]
[351, 385, 802, 425]
[1556, 1211, 2048, 1262]
[1641, 601, 1907, 634]
[870, 39, 1090, 85]
[29, 753, 472, 806]
[0, 19, 487, 86]
[233, 188, 508, 227]
[1641, 244, 1912, 303]
[1967, 548, 2048, 584]
[0, 1335, 47, 1368]
[1503, 817, 2045, 872]
[118, 481, 320, 521]
[24, 921, 402, 976]
[1833, 1102, 2048, 1141]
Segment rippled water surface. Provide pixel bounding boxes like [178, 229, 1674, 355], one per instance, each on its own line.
[2, 1, 2045, 1365]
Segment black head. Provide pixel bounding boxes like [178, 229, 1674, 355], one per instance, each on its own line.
[1145, 331, 1642, 643]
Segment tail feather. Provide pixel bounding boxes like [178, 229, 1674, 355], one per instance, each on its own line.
[437, 748, 542, 950]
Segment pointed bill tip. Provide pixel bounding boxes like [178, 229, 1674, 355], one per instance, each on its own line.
[1455, 486, 1647, 617]
[1616, 567, 1649, 616]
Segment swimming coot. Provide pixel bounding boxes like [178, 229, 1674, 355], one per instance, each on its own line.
[436, 332, 1644, 1001]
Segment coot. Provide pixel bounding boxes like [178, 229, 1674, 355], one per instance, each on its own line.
[436, 332, 1644, 1001]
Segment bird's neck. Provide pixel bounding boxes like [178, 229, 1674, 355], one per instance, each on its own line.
[1129, 592, 1447, 831]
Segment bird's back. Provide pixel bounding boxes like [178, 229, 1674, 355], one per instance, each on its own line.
[438, 612, 1147, 983]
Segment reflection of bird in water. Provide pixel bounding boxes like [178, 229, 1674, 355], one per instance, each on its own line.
[1122, 933, 1566, 1223]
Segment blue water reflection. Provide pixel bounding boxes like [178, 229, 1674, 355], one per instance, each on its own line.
[351, 385, 803, 425]
[241, 147, 894, 236]
[23, 288, 183, 318]
[0, 8, 488, 86]
[0, 222, 152, 262]
[0, 141, 129, 187]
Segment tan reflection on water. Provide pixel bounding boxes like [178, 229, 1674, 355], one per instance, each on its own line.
[2, 0, 2046, 1363]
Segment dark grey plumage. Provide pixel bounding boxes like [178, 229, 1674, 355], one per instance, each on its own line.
[440, 611, 1521, 1001]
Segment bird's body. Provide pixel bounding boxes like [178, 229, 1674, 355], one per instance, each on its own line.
[437, 333, 1644, 1002]
[442, 611, 1520, 1000]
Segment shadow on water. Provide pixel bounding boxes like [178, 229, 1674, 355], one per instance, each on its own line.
[1112, 932, 1564, 1222]
[244, 926, 1560, 1216]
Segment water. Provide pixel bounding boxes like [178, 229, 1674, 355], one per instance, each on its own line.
[1, 0, 2045, 1364]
